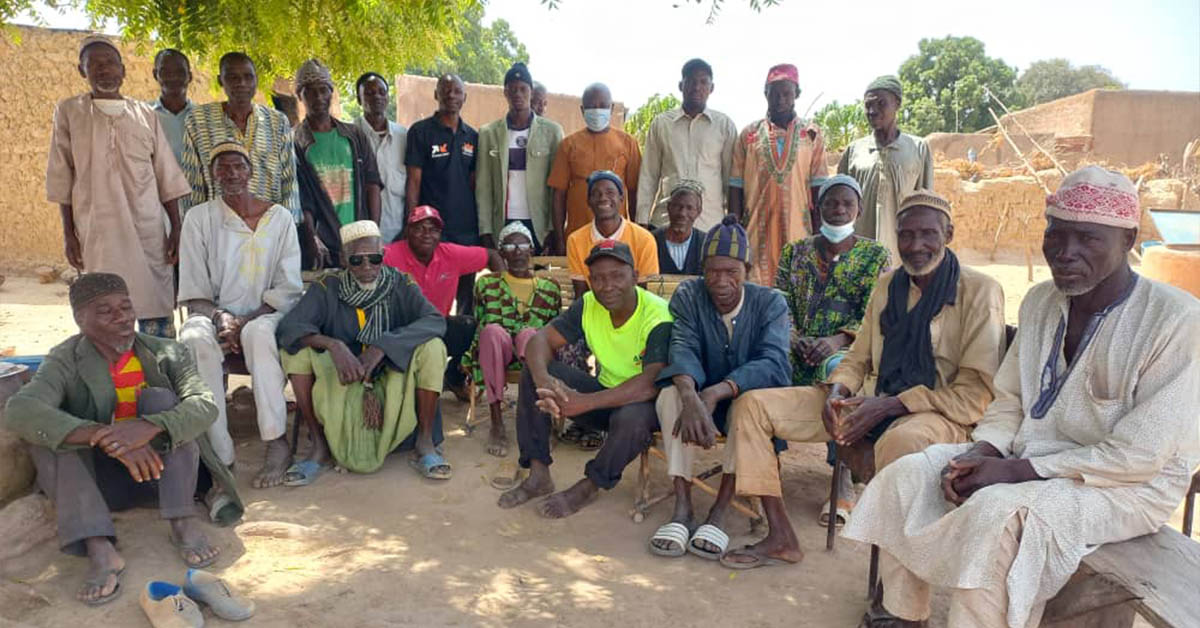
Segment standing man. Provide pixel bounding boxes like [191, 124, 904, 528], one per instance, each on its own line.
[531, 82, 549, 117]
[293, 59, 382, 269]
[637, 58, 737, 233]
[839, 75, 934, 263]
[180, 51, 300, 221]
[405, 74, 479, 316]
[547, 83, 642, 252]
[48, 35, 192, 338]
[354, 72, 408, 243]
[477, 62, 563, 253]
[730, 64, 826, 286]
[150, 48, 194, 167]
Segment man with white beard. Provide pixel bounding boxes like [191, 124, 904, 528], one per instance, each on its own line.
[709, 190, 1006, 570]
[845, 167, 1200, 627]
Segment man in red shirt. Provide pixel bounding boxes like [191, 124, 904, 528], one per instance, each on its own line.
[384, 205, 503, 397]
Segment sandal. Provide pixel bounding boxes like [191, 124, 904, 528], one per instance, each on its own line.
[687, 524, 730, 560]
[718, 546, 799, 570]
[283, 460, 327, 487]
[649, 522, 692, 557]
[409, 452, 453, 480]
[79, 567, 125, 607]
[819, 499, 854, 529]
[169, 531, 220, 569]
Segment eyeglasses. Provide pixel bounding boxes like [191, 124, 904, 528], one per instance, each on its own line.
[499, 242, 534, 252]
[348, 253, 384, 266]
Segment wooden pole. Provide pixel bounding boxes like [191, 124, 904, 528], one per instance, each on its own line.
[989, 108, 1053, 196]
[985, 87, 1069, 176]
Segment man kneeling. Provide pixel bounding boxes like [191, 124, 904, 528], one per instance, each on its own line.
[4, 273, 239, 605]
[499, 240, 672, 517]
[845, 167, 1200, 628]
[277, 221, 450, 483]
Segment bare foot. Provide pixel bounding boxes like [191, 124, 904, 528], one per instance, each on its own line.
[537, 478, 598, 519]
[498, 473, 553, 509]
[486, 421, 509, 457]
[78, 537, 125, 605]
[169, 517, 220, 567]
[252, 437, 292, 489]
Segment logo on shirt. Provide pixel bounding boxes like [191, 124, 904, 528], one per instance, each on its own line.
[431, 143, 450, 158]
[462, 142, 475, 157]
[515, 136, 528, 148]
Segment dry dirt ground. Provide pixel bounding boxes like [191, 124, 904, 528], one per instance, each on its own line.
[0, 259, 1189, 627]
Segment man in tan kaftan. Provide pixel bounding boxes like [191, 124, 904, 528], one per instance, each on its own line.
[844, 167, 1200, 628]
[47, 35, 191, 337]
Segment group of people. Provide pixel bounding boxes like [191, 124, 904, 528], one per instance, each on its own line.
[4, 32, 1197, 628]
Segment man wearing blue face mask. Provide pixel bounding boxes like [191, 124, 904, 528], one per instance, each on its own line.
[547, 83, 642, 254]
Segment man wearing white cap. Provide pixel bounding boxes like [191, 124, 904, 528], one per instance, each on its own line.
[277, 220, 451, 481]
[47, 34, 192, 338]
[844, 167, 1200, 628]
[178, 141, 303, 488]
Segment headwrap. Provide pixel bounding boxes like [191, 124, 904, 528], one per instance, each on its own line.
[702, 215, 750, 262]
[898, 190, 953, 221]
[340, 220, 381, 245]
[69, 272, 128, 310]
[295, 58, 334, 94]
[504, 62, 533, 87]
[817, 174, 863, 205]
[765, 63, 799, 87]
[866, 75, 903, 101]
[498, 221, 533, 244]
[78, 34, 120, 61]
[670, 179, 706, 199]
[586, 170, 624, 196]
[337, 266, 397, 346]
[1046, 166, 1140, 230]
[209, 141, 250, 168]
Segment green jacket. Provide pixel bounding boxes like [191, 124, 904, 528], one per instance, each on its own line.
[3, 333, 243, 524]
[475, 114, 563, 243]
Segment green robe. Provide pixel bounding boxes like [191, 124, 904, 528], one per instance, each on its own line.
[3, 333, 244, 524]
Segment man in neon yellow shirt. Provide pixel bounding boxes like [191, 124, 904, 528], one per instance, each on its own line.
[498, 240, 673, 518]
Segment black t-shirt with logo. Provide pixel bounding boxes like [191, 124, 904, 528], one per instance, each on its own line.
[404, 114, 479, 244]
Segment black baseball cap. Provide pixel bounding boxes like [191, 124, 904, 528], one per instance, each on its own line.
[585, 240, 635, 267]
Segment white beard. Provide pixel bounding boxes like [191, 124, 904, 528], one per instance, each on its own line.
[355, 279, 378, 291]
[902, 247, 946, 278]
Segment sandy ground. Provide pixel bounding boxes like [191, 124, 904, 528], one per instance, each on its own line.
[0, 260, 1188, 627]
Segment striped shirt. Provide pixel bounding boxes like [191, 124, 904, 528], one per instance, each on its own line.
[180, 102, 301, 222]
[108, 350, 146, 421]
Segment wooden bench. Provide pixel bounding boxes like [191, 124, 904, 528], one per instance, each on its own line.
[1040, 525, 1200, 628]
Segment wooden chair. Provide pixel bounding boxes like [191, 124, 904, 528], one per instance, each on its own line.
[631, 435, 764, 532]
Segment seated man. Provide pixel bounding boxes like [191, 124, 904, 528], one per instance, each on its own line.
[383, 205, 503, 400]
[4, 273, 239, 605]
[717, 190, 1006, 569]
[648, 215, 791, 558]
[845, 167, 1200, 628]
[652, 180, 706, 275]
[498, 241, 672, 518]
[461, 222, 562, 457]
[278, 221, 450, 481]
[178, 142, 303, 489]
[566, 170, 659, 298]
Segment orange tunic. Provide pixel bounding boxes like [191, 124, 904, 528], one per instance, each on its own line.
[547, 127, 642, 237]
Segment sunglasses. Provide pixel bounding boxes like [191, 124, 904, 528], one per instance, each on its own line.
[348, 253, 384, 266]
[499, 242, 534, 252]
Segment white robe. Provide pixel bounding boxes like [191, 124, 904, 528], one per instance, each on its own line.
[843, 277, 1200, 628]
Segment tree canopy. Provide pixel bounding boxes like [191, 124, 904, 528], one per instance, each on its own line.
[898, 35, 1022, 136]
[408, 3, 528, 85]
[624, 93, 679, 148]
[813, 100, 869, 152]
[1017, 58, 1124, 106]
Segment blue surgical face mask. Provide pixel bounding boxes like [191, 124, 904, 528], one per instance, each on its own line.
[820, 220, 856, 243]
[583, 108, 611, 132]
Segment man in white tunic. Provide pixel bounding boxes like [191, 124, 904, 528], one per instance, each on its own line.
[177, 142, 303, 489]
[47, 35, 192, 338]
[844, 166, 1200, 628]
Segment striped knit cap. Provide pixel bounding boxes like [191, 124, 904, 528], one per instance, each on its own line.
[702, 214, 749, 262]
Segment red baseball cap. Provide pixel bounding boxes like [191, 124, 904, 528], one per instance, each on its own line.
[407, 205, 444, 228]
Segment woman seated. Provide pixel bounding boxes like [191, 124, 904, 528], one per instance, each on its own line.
[775, 174, 890, 526]
[276, 221, 452, 483]
[462, 223, 563, 457]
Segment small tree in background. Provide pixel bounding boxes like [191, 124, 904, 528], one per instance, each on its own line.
[408, 3, 529, 85]
[1017, 58, 1124, 106]
[898, 35, 1023, 136]
[814, 100, 869, 152]
[624, 93, 680, 149]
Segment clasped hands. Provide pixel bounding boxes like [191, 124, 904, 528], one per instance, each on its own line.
[821, 383, 906, 447]
[88, 419, 164, 483]
[534, 376, 591, 420]
[940, 442, 1040, 506]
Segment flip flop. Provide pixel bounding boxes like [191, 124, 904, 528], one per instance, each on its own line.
[649, 522, 692, 557]
[409, 452, 453, 480]
[80, 567, 125, 607]
[719, 546, 798, 570]
[489, 462, 523, 490]
[576, 429, 605, 451]
[818, 499, 854, 529]
[687, 524, 730, 560]
[169, 531, 220, 569]
[283, 460, 326, 487]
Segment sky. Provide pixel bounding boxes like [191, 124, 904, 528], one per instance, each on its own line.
[13, 0, 1200, 127]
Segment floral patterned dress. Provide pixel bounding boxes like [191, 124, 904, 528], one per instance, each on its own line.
[775, 235, 890, 385]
